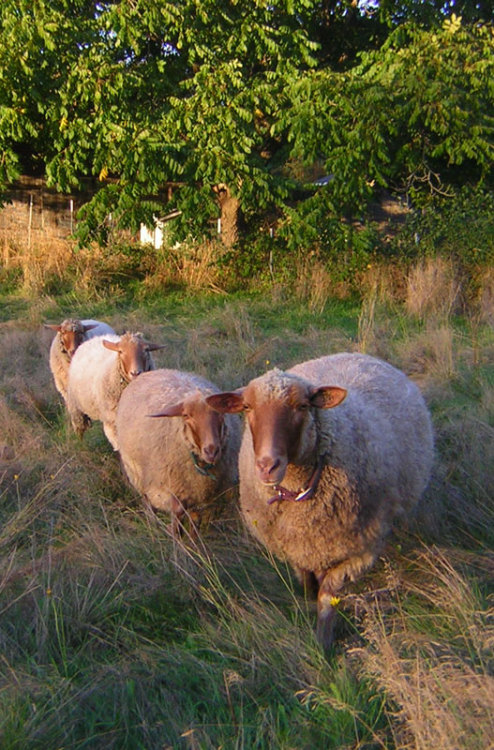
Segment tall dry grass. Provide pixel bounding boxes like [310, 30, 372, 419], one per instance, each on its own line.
[293, 257, 336, 313]
[2, 239, 74, 292]
[352, 546, 494, 750]
[141, 239, 230, 294]
[405, 256, 462, 320]
[2, 232, 493, 332]
[1, 236, 232, 298]
[477, 267, 494, 326]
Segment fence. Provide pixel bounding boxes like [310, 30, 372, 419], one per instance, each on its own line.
[0, 176, 92, 253]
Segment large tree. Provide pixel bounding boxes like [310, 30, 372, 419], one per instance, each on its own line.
[0, 1, 492, 248]
[275, 14, 493, 250]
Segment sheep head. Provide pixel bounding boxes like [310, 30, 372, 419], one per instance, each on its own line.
[149, 391, 226, 467]
[45, 318, 98, 358]
[102, 333, 164, 382]
[207, 370, 346, 486]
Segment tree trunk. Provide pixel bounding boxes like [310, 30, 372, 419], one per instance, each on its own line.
[213, 184, 240, 247]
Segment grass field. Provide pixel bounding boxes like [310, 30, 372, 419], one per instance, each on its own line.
[0, 266, 493, 749]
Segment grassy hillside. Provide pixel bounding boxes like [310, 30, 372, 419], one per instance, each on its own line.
[0, 265, 493, 749]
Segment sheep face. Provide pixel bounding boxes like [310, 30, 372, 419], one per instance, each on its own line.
[150, 393, 226, 467]
[45, 319, 93, 358]
[45, 319, 101, 358]
[207, 370, 346, 485]
[102, 334, 163, 382]
[63, 322, 103, 358]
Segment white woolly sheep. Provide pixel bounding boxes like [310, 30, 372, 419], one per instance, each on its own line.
[67, 332, 164, 450]
[45, 318, 115, 403]
[116, 369, 241, 537]
[206, 352, 434, 648]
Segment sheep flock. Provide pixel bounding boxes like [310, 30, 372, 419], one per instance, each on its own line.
[45, 317, 434, 649]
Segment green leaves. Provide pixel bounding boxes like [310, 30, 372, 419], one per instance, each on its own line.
[0, 1, 491, 246]
[281, 16, 493, 222]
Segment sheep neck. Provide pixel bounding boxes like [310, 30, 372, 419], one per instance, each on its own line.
[118, 358, 131, 386]
[190, 451, 216, 479]
[267, 410, 324, 505]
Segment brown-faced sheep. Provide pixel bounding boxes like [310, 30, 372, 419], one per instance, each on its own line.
[67, 332, 164, 450]
[45, 318, 115, 403]
[206, 352, 434, 648]
[116, 369, 241, 537]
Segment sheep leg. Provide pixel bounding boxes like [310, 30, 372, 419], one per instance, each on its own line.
[187, 509, 201, 544]
[294, 567, 318, 599]
[170, 508, 184, 539]
[169, 497, 192, 540]
[316, 564, 345, 649]
[316, 551, 377, 649]
[69, 408, 91, 438]
[102, 421, 119, 451]
[171, 507, 201, 544]
[316, 583, 337, 650]
[141, 494, 159, 524]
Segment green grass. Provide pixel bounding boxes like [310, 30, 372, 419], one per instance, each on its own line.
[0, 280, 493, 749]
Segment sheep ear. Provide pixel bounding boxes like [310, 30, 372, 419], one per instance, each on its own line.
[82, 323, 99, 333]
[148, 402, 184, 418]
[146, 343, 167, 352]
[102, 339, 119, 352]
[44, 323, 62, 332]
[310, 386, 347, 409]
[206, 390, 245, 414]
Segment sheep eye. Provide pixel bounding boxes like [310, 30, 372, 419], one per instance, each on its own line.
[298, 403, 309, 411]
[243, 403, 251, 411]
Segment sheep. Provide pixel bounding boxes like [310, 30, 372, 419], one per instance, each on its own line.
[115, 369, 241, 537]
[67, 332, 164, 450]
[45, 318, 115, 403]
[206, 352, 434, 648]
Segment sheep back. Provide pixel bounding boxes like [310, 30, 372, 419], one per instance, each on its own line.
[116, 369, 241, 518]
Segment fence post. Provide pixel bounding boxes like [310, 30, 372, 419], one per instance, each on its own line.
[27, 194, 33, 250]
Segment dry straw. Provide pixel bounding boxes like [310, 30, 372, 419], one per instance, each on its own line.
[352, 547, 494, 750]
[293, 257, 334, 313]
[405, 257, 462, 320]
[142, 240, 229, 293]
[2, 238, 74, 292]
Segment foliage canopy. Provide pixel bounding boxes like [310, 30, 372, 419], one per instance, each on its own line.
[0, 0, 492, 248]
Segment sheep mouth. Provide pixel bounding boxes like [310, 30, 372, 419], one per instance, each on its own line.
[260, 472, 287, 488]
[190, 451, 217, 479]
[266, 455, 325, 505]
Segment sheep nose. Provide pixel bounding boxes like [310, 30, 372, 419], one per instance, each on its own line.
[203, 443, 220, 464]
[256, 456, 281, 482]
[129, 369, 142, 379]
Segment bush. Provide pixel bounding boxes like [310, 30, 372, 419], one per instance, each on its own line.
[394, 186, 494, 268]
